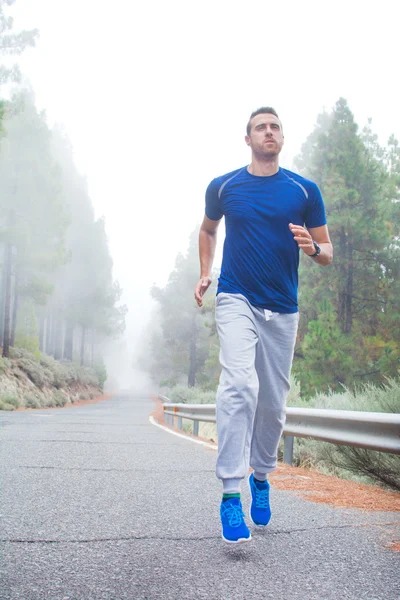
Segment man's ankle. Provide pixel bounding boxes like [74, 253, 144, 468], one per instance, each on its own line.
[253, 471, 268, 483]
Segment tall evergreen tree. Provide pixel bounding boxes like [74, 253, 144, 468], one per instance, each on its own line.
[0, 0, 39, 87]
[293, 99, 400, 396]
[0, 91, 126, 363]
[147, 228, 218, 388]
[0, 90, 67, 356]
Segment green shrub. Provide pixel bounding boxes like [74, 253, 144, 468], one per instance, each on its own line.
[25, 395, 40, 409]
[0, 393, 20, 408]
[53, 391, 68, 407]
[79, 392, 90, 401]
[60, 361, 99, 387]
[60, 361, 79, 384]
[0, 399, 15, 410]
[288, 377, 400, 412]
[94, 361, 107, 390]
[77, 366, 98, 387]
[8, 347, 32, 360]
[39, 354, 67, 388]
[166, 385, 215, 404]
[18, 358, 49, 388]
[48, 364, 66, 388]
[287, 374, 301, 406]
[324, 445, 400, 490]
[0, 357, 11, 373]
[285, 377, 400, 491]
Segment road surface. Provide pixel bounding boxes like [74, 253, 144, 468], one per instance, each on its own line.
[0, 393, 398, 599]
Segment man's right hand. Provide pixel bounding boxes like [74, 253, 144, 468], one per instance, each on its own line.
[194, 276, 212, 307]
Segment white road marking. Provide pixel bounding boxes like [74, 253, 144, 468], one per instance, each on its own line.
[29, 414, 54, 417]
[149, 416, 217, 450]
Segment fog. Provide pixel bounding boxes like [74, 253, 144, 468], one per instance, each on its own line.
[7, 0, 400, 388]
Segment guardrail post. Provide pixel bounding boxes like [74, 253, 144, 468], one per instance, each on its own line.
[193, 421, 199, 436]
[283, 435, 294, 465]
[178, 416, 183, 430]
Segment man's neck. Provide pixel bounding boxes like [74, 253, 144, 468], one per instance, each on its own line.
[247, 157, 280, 177]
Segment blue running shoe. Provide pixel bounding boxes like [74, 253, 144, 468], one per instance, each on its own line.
[249, 473, 271, 527]
[220, 497, 251, 544]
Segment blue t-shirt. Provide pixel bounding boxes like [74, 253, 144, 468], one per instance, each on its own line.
[205, 166, 327, 313]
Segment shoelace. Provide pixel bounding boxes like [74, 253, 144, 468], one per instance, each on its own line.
[254, 485, 270, 509]
[221, 502, 245, 528]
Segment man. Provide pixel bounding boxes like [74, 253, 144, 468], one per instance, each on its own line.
[194, 107, 333, 544]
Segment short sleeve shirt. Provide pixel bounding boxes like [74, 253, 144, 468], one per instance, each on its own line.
[205, 166, 327, 313]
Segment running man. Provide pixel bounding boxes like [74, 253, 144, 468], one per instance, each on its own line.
[195, 107, 333, 543]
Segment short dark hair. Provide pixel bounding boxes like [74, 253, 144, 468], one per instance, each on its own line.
[246, 107, 280, 136]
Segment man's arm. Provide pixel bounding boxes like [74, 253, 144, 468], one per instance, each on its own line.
[194, 215, 221, 307]
[289, 223, 333, 266]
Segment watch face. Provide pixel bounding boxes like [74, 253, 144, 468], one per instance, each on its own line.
[313, 241, 321, 256]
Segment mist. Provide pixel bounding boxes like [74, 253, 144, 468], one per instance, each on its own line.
[1, 0, 399, 393]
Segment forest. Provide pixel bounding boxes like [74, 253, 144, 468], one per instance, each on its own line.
[142, 98, 400, 399]
[0, 3, 126, 406]
[138, 99, 400, 489]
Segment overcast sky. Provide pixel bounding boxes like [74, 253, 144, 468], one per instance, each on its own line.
[8, 0, 400, 384]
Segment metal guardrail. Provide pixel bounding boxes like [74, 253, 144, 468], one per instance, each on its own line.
[161, 398, 400, 464]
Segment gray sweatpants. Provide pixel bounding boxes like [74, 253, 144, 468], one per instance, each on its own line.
[215, 292, 299, 494]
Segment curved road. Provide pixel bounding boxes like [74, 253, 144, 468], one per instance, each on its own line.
[0, 394, 399, 599]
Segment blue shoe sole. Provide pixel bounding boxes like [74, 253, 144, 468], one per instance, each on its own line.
[248, 475, 272, 527]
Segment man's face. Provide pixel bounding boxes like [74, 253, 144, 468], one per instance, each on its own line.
[245, 113, 284, 158]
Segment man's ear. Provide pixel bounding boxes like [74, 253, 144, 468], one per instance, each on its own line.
[245, 135, 251, 146]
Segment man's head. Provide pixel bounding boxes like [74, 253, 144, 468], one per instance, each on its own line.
[245, 107, 284, 159]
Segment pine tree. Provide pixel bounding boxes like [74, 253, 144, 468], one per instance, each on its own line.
[0, 0, 39, 87]
[294, 99, 400, 396]
[146, 228, 218, 388]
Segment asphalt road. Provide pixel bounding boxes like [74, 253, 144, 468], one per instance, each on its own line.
[0, 393, 399, 600]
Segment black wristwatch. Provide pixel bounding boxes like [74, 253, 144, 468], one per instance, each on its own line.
[310, 241, 321, 258]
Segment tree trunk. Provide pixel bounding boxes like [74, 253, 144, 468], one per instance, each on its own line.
[188, 314, 197, 387]
[338, 226, 347, 332]
[46, 311, 54, 356]
[80, 326, 86, 366]
[2, 242, 13, 357]
[10, 275, 18, 348]
[344, 242, 353, 334]
[50, 314, 58, 358]
[39, 315, 46, 352]
[54, 318, 64, 360]
[64, 321, 73, 361]
[91, 328, 95, 367]
[0, 243, 7, 348]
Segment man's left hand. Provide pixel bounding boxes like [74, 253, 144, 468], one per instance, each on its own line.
[289, 223, 316, 256]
